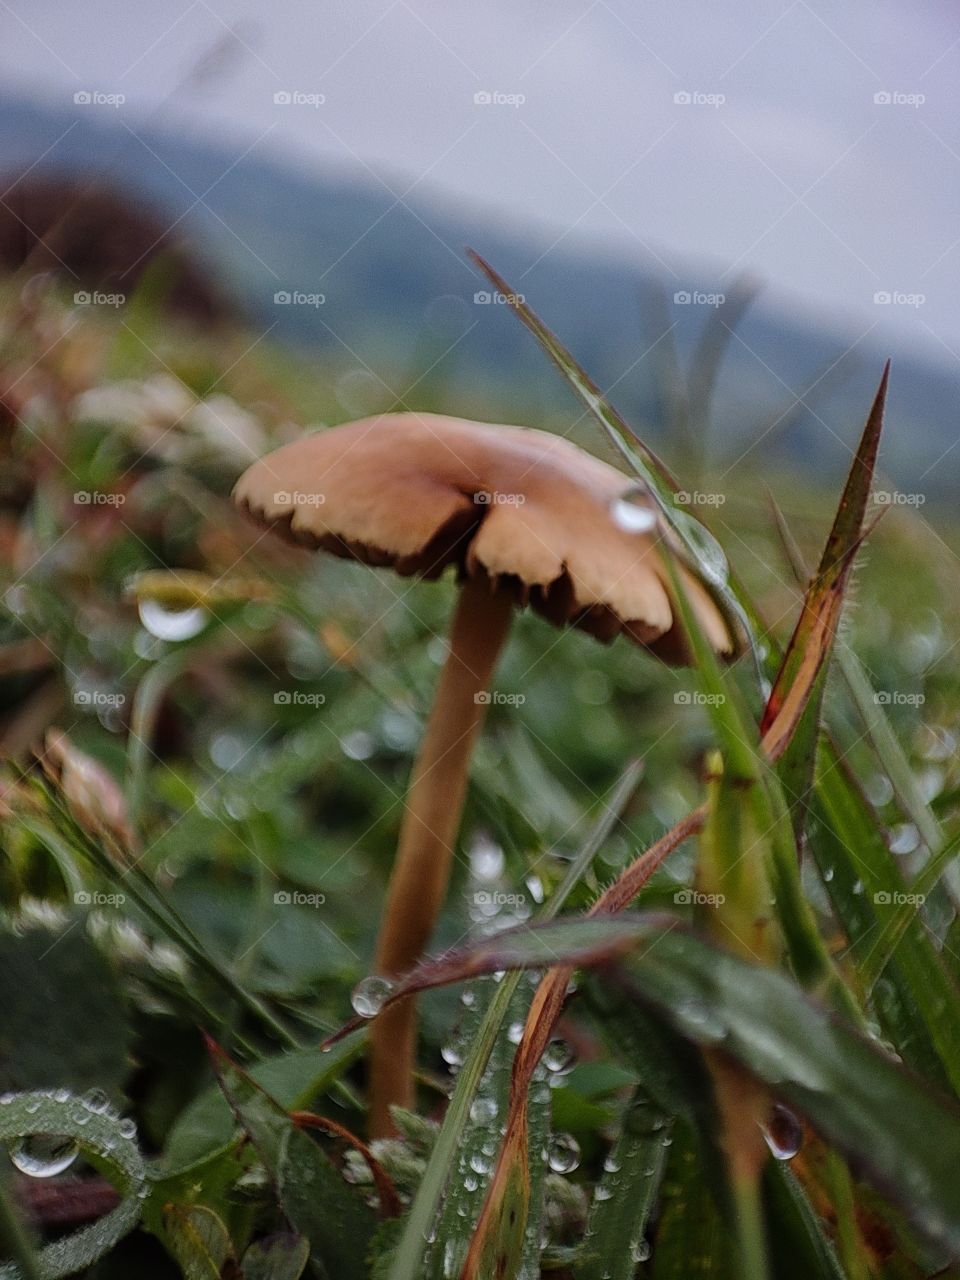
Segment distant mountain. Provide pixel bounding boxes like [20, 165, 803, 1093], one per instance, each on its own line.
[0, 93, 956, 494]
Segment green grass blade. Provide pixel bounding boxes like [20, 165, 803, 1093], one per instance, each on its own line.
[386, 764, 643, 1280]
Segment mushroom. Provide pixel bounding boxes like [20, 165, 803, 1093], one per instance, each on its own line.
[234, 412, 734, 1135]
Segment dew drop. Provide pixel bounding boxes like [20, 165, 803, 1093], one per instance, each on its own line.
[9, 1135, 79, 1178]
[632, 1239, 651, 1262]
[547, 1133, 581, 1173]
[890, 823, 920, 856]
[543, 1038, 577, 1076]
[441, 1042, 464, 1068]
[82, 1089, 110, 1114]
[138, 599, 208, 642]
[350, 974, 394, 1018]
[763, 1102, 803, 1161]
[469, 1097, 498, 1124]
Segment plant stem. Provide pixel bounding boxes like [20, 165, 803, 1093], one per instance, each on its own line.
[732, 1172, 770, 1280]
[369, 575, 514, 1136]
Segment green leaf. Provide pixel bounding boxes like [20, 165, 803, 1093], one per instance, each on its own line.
[162, 1039, 361, 1170]
[241, 1234, 310, 1280]
[208, 1043, 375, 1279]
[276, 1127, 376, 1280]
[162, 1204, 234, 1280]
[0, 926, 131, 1097]
[0, 1090, 146, 1280]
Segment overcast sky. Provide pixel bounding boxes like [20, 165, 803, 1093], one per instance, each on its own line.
[2, 0, 959, 355]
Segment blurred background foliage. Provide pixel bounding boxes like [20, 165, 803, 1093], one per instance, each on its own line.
[0, 264, 958, 1277]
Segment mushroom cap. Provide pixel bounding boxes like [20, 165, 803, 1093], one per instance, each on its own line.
[233, 413, 734, 663]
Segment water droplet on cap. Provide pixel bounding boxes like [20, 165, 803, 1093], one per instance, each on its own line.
[611, 486, 658, 534]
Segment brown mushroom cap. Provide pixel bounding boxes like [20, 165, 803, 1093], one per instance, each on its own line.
[233, 412, 733, 662]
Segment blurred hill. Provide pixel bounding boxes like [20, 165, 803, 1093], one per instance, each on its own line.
[0, 93, 956, 493]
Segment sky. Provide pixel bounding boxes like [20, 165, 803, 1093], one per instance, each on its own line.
[1, 0, 959, 356]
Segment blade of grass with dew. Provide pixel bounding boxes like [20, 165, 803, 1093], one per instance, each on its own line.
[354, 914, 960, 1258]
[767, 479, 956, 899]
[647, 1125, 738, 1279]
[584, 981, 852, 1280]
[385, 762, 643, 1280]
[576, 1086, 671, 1280]
[860, 827, 960, 992]
[423, 976, 537, 1279]
[810, 739, 960, 1093]
[661, 547, 852, 1008]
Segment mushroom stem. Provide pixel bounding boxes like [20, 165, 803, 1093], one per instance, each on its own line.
[370, 574, 514, 1136]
